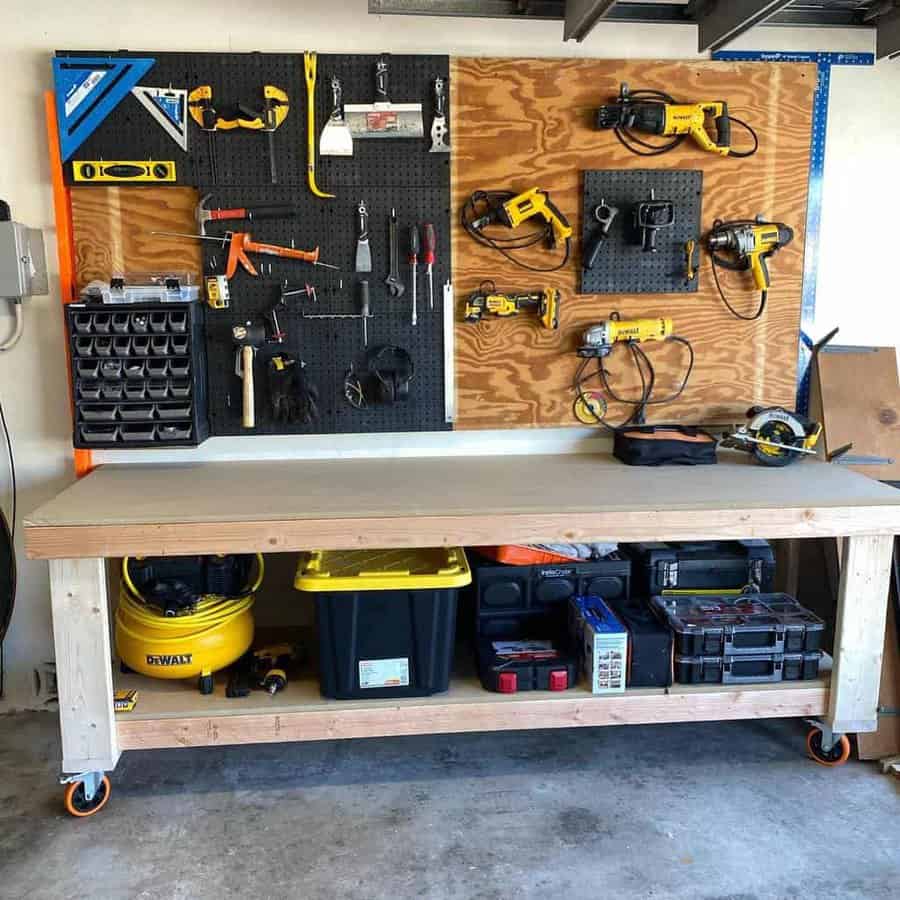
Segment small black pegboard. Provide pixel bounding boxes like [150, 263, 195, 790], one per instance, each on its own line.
[58, 50, 451, 437]
[579, 169, 703, 295]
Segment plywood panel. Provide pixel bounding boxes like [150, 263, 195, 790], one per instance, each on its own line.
[813, 347, 900, 481]
[451, 58, 816, 429]
[70, 186, 202, 290]
[114, 667, 829, 750]
[858, 598, 900, 759]
[23, 455, 900, 559]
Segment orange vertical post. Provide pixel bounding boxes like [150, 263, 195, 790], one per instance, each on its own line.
[45, 90, 93, 477]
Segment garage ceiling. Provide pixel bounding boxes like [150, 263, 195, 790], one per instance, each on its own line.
[368, 1, 900, 57]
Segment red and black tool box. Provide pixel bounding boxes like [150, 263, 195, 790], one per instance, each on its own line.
[468, 551, 626, 693]
[624, 540, 775, 597]
[477, 638, 577, 694]
[470, 550, 632, 639]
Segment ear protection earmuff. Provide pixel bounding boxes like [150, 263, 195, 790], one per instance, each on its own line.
[370, 345, 413, 404]
[343, 346, 414, 409]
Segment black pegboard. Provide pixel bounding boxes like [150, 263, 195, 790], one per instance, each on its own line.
[58, 50, 451, 436]
[579, 169, 703, 295]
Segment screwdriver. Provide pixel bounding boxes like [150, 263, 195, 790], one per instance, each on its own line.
[359, 279, 371, 347]
[422, 223, 436, 310]
[408, 225, 419, 326]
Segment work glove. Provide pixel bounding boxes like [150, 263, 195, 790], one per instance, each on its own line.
[267, 354, 319, 425]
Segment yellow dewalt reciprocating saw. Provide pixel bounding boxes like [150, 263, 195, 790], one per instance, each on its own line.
[596, 83, 758, 158]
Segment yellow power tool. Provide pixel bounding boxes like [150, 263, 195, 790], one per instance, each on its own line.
[707, 219, 794, 293]
[726, 406, 822, 467]
[489, 187, 574, 247]
[462, 188, 573, 272]
[464, 282, 561, 330]
[706, 217, 794, 320]
[596, 83, 758, 158]
[578, 316, 673, 357]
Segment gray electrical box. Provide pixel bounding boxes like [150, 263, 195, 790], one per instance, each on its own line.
[0, 221, 49, 298]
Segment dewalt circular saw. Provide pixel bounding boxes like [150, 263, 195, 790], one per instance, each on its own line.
[725, 406, 822, 467]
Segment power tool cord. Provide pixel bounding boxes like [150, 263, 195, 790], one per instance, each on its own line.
[613, 89, 759, 159]
[0, 396, 15, 698]
[708, 218, 768, 321]
[0, 397, 14, 544]
[573, 336, 694, 431]
[461, 191, 571, 273]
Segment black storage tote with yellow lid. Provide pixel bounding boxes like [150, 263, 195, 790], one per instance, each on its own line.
[295, 548, 471, 699]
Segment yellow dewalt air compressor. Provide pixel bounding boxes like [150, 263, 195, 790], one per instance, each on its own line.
[116, 554, 263, 694]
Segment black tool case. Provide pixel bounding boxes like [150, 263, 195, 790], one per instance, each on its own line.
[650, 593, 825, 658]
[468, 552, 627, 693]
[477, 639, 578, 693]
[604, 597, 672, 688]
[66, 301, 209, 448]
[674, 651, 822, 685]
[470, 551, 632, 640]
[624, 540, 775, 597]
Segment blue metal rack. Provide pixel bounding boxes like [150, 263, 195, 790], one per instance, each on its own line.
[712, 51, 874, 413]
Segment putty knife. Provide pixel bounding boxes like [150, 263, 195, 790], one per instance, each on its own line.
[319, 76, 353, 157]
[345, 56, 424, 140]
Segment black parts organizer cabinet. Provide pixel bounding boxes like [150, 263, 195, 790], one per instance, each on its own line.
[67, 302, 209, 448]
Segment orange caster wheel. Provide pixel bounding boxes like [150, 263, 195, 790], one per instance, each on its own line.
[807, 727, 851, 767]
[63, 773, 112, 817]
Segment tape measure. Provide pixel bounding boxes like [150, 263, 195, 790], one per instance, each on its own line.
[205, 275, 230, 309]
[72, 160, 176, 182]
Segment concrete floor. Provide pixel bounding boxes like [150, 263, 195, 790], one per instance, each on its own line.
[0, 712, 898, 900]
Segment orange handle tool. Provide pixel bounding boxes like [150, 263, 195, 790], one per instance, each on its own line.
[224, 232, 320, 279]
[244, 236, 320, 264]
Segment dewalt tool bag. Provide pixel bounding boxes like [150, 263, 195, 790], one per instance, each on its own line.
[613, 425, 717, 466]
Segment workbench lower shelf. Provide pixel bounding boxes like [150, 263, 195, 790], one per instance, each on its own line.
[113, 668, 830, 752]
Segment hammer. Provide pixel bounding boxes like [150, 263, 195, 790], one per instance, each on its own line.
[196, 193, 298, 236]
[232, 322, 266, 428]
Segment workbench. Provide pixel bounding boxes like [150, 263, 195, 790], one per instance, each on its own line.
[23, 452, 900, 802]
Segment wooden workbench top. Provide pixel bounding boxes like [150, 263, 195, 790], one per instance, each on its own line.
[24, 453, 900, 559]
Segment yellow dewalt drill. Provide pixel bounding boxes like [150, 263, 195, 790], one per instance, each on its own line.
[465, 283, 561, 330]
[463, 187, 574, 272]
[596, 83, 757, 158]
[706, 218, 794, 293]
[490, 188, 574, 247]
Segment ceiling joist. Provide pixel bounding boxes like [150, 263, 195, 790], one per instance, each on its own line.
[368, 1, 897, 57]
[563, 1, 617, 41]
[697, 1, 795, 52]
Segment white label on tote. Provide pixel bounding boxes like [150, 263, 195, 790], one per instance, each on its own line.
[359, 658, 410, 689]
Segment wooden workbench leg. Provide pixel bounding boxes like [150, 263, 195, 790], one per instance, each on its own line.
[827, 534, 895, 735]
[49, 558, 120, 773]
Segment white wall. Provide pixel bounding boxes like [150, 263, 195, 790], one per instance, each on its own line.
[0, 1, 895, 709]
